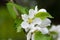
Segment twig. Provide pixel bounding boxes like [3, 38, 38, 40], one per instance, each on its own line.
[10, 0, 20, 18]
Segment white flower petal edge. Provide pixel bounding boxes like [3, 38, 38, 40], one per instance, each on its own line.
[43, 18, 51, 26]
[27, 27, 41, 40]
[38, 9, 47, 13]
[31, 26, 49, 34]
[39, 18, 51, 28]
[34, 6, 47, 14]
[49, 25, 56, 32]
[40, 28, 49, 34]
[34, 6, 38, 14]
[30, 27, 41, 33]
[56, 25, 60, 33]
[50, 25, 60, 33]
[29, 9, 35, 18]
[27, 31, 32, 40]
[25, 28, 30, 32]
[31, 33, 35, 40]
[29, 6, 38, 18]
[57, 37, 60, 40]
[32, 18, 42, 25]
[27, 26, 49, 40]
[21, 21, 29, 29]
[49, 25, 60, 40]
[35, 26, 49, 34]
[21, 14, 28, 21]
[57, 34, 60, 40]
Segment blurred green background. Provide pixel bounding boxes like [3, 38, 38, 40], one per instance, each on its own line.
[0, 0, 60, 40]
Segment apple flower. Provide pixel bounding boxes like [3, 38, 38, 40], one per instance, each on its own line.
[21, 6, 51, 40]
[50, 25, 60, 40]
[21, 6, 43, 32]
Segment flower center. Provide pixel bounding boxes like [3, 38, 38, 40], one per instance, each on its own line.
[27, 18, 33, 24]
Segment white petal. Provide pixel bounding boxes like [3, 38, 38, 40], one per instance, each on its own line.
[34, 6, 38, 14]
[38, 9, 47, 13]
[21, 14, 28, 21]
[21, 21, 29, 29]
[57, 25, 60, 27]
[27, 31, 32, 40]
[34, 27, 41, 32]
[25, 28, 30, 32]
[36, 27, 41, 31]
[40, 18, 51, 27]
[56, 25, 60, 33]
[29, 9, 35, 18]
[40, 28, 49, 34]
[57, 36, 60, 40]
[35, 6, 38, 11]
[42, 18, 51, 26]
[29, 24, 34, 29]
[31, 34, 35, 40]
[57, 25, 60, 30]
[30, 27, 41, 33]
[32, 18, 41, 25]
[58, 34, 60, 40]
[30, 28, 36, 33]
[50, 25, 60, 33]
[30, 26, 48, 34]
[57, 38, 60, 40]
[49, 25, 56, 31]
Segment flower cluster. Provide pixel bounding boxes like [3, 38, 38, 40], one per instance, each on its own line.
[21, 6, 51, 40]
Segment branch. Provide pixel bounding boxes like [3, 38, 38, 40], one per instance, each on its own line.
[10, 0, 20, 18]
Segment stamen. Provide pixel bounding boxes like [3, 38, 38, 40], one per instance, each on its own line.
[27, 18, 33, 24]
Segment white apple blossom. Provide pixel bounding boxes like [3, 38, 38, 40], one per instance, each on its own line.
[21, 6, 44, 32]
[21, 15, 41, 32]
[21, 6, 51, 40]
[50, 25, 60, 40]
[50, 25, 60, 33]
[21, 6, 48, 32]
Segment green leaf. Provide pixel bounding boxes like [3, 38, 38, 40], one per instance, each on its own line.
[7, 2, 28, 14]
[35, 12, 53, 20]
[7, 3, 17, 19]
[34, 31, 53, 40]
[15, 4, 28, 14]
[14, 18, 23, 32]
[17, 25, 22, 32]
[14, 18, 23, 27]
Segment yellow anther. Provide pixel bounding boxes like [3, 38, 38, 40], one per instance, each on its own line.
[27, 18, 33, 24]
